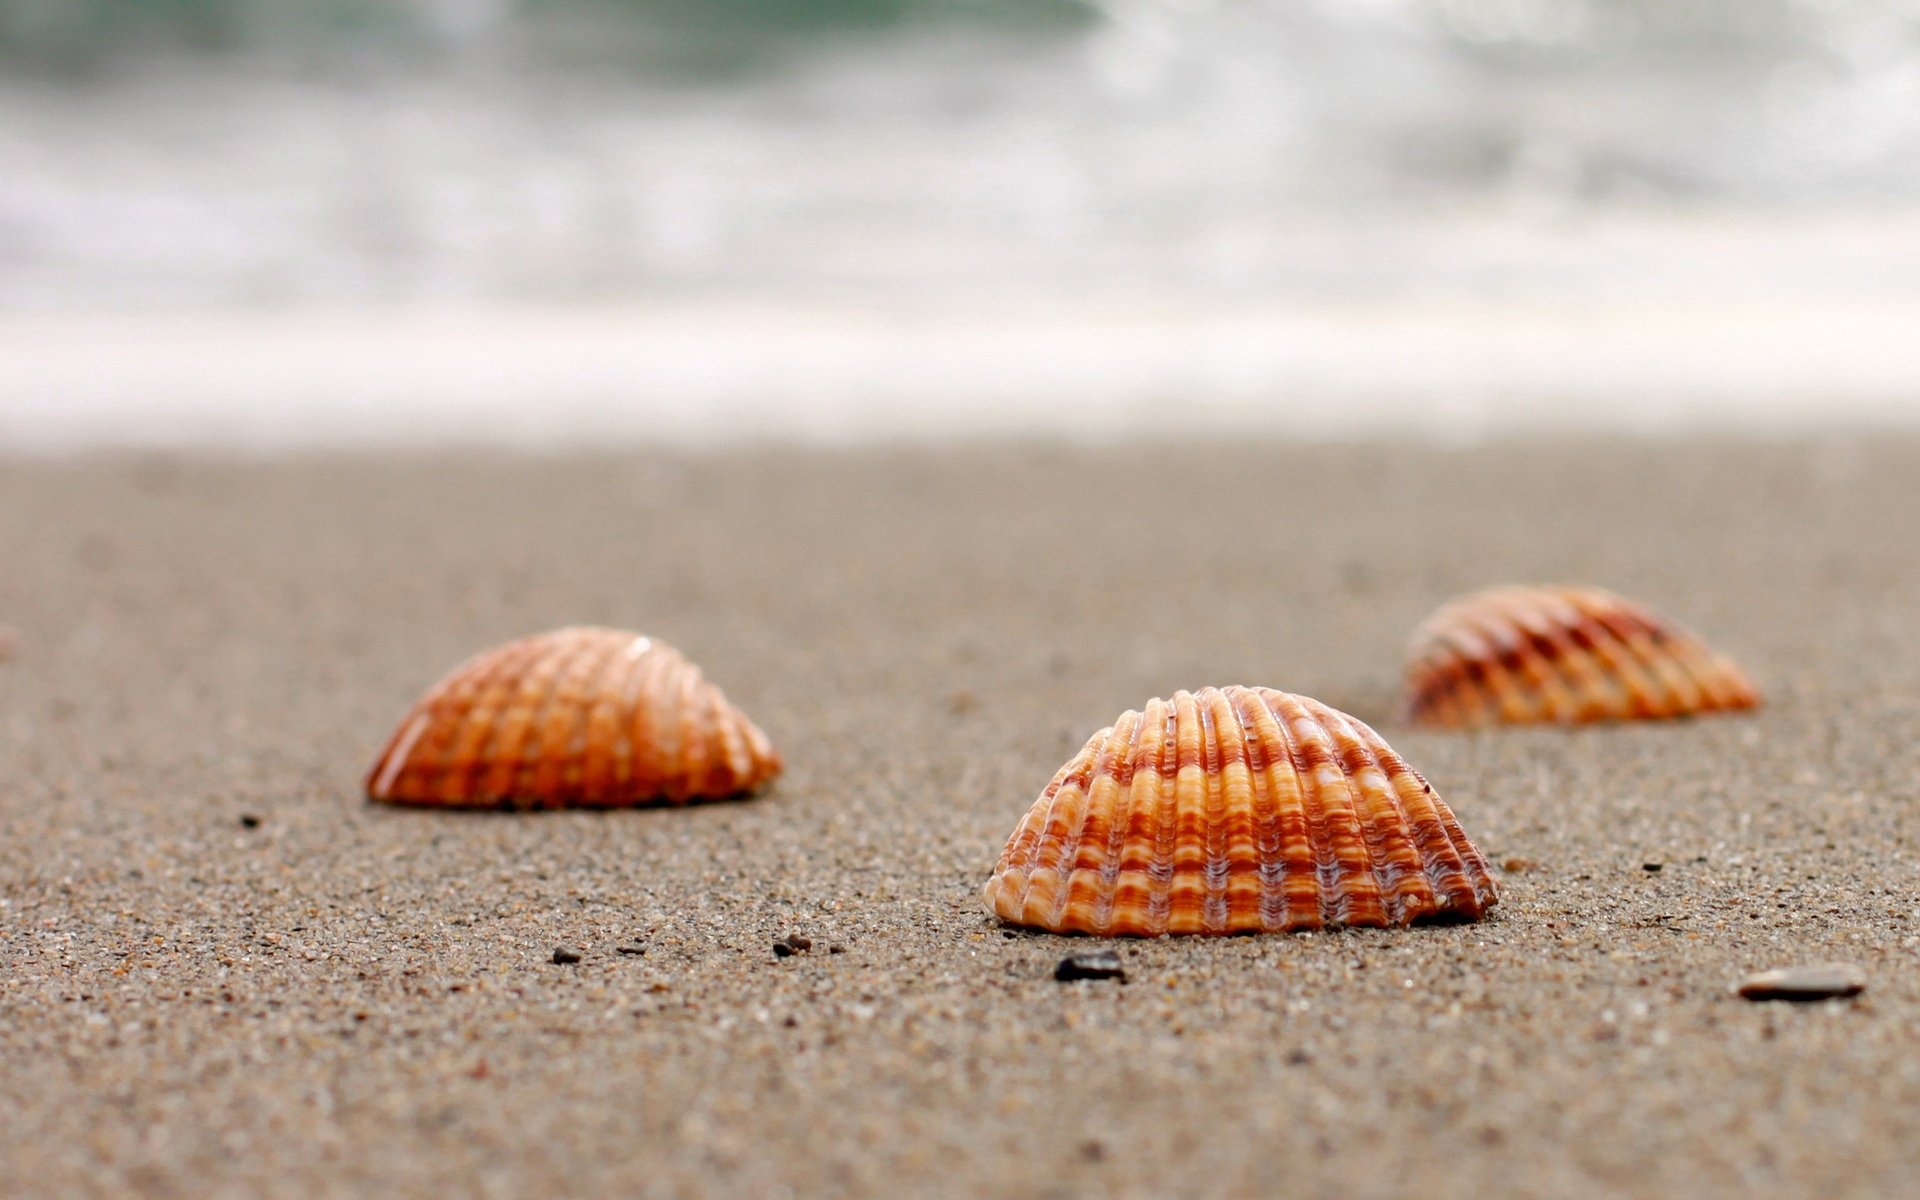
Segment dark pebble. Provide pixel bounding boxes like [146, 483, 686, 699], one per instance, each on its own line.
[1642, 862, 1663, 873]
[615, 945, 646, 956]
[1737, 963, 1865, 1001]
[828, 944, 847, 955]
[784, 934, 813, 952]
[1286, 1048, 1313, 1066]
[1054, 951, 1126, 983]
[772, 941, 795, 958]
[239, 814, 261, 829]
[551, 947, 582, 965]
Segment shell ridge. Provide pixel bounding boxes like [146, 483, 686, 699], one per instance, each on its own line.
[402, 639, 526, 802]
[1090, 710, 1149, 935]
[601, 637, 651, 795]
[1524, 592, 1632, 719]
[1425, 620, 1505, 725]
[1009, 732, 1101, 928]
[1575, 596, 1696, 717]
[1351, 714, 1462, 920]
[1114, 703, 1173, 936]
[1050, 722, 1124, 932]
[993, 739, 1091, 913]
[1322, 707, 1418, 924]
[1198, 691, 1232, 935]
[1489, 594, 1603, 722]
[1467, 599, 1573, 722]
[1146, 698, 1182, 937]
[478, 635, 581, 803]
[1238, 690, 1299, 931]
[403, 639, 526, 776]
[1281, 699, 1352, 926]
[623, 642, 681, 796]
[1220, 687, 1275, 932]
[667, 662, 708, 800]
[1307, 700, 1390, 928]
[1459, 608, 1557, 724]
[519, 632, 609, 806]
[1610, 604, 1712, 714]
[450, 635, 563, 805]
[693, 680, 741, 799]
[564, 635, 632, 806]
[1260, 691, 1332, 929]
[1567, 610, 1672, 719]
[368, 713, 431, 799]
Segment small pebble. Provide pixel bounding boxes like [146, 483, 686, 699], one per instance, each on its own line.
[1737, 963, 1865, 1002]
[784, 934, 813, 952]
[1642, 862, 1663, 873]
[772, 941, 795, 959]
[828, 944, 847, 955]
[239, 814, 262, 829]
[551, 947, 581, 965]
[1501, 857, 1539, 874]
[1054, 951, 1126, 983]
[1285, 1048, 1313, 1066]
[615, 945, 646, 956]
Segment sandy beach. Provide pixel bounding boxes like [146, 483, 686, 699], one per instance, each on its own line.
[3, 439, 1918, 1199]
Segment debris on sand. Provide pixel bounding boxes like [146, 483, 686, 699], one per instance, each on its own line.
[1054, 951, 1126, 983]
[1736, 963, 1864, 1002]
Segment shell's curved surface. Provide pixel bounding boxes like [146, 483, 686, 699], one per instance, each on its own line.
[1403, 585, 1761, 728]
[983, 687, 1498, 936]
[366, 627, 781, 808]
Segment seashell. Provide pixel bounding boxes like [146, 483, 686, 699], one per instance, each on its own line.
[983, 686, 1498, 936]
[366, 627, 780, 809]
[1403, 585, 1761, 728]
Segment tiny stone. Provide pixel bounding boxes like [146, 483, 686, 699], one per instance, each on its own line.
[1081, 1140, 1107, 1162]
[1501, 857, 1539, 874]
[772, 941, 795, 958]
[238, 814, 262, 829]
[1737, 963, 1865, 1002]
[1642, 862, 1663, 873]
[1285, 1048, 1313, 1066]
[1054, 951, 1126, 983]
[615, 945, 646, 956]
[828, 944, 847, 955]
[550, 947, 581, 965]
[784, 934, 813, 952]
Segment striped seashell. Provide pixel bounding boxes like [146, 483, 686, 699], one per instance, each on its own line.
[983, 687, 1498, 936]
[1404, 585, 1761, 728]
[367, 627, 780, 808]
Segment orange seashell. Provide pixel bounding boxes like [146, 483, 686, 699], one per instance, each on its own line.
[366, 627, 781, 809]
[983, 687, 1498, 936]
[1404, 585, 1761, 728]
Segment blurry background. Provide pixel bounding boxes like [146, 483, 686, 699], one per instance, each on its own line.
[4, 0, 1920, 447]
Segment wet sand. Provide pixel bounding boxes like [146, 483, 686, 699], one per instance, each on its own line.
[2, 440, 1918, 1199]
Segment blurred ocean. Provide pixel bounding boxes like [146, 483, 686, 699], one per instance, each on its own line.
[4, 0, 1920, 447]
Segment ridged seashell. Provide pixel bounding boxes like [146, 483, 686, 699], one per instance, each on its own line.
[367, 627, 780, 808]
[1403, 585, 1761, 728]
[983, 687, 1498, 936]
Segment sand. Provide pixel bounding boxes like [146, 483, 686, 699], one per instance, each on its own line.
[2, 439, 1918, 1199]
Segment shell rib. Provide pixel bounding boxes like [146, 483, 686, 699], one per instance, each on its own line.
[1404, 585, 1761, 728]
[366, 627, 780, 808]
[983, 686, 1498, 936]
